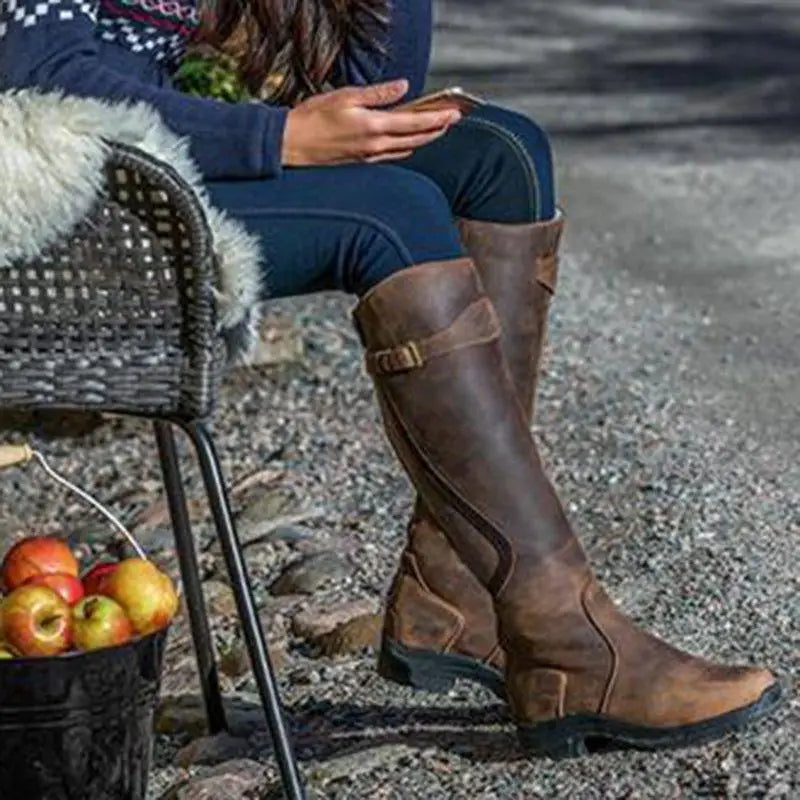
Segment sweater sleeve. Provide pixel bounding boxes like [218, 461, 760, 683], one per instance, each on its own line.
[332, 0, 433, 99]
[0, 0, 288, 180]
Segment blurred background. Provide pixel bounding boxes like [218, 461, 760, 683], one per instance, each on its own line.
[430, 0, 800, 457]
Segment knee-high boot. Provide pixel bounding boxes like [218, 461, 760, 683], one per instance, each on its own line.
[355, 258, 779, 757]
[380, 215, 563, 696]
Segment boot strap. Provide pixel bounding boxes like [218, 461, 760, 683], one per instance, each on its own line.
[366, 297, 501, 376]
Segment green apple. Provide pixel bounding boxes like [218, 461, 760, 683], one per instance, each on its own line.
[72, 595, 133, 651]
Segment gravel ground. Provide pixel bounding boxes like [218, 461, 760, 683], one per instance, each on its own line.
[1, 1, 798, 798]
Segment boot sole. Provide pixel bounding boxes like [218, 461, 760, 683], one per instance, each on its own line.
[378, 637, 506, 699]
[518, 681, 784, 760]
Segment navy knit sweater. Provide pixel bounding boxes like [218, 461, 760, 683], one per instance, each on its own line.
[0, 0, 431, 179]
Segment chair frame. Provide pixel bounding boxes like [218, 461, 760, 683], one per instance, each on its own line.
[0, 143, 305, 799]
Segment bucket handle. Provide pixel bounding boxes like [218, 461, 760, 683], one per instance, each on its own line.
[0, 444, 147, 560]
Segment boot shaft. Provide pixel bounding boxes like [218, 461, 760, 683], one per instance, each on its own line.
[354, 258, 578, 596]
[459, 214, 564, 415]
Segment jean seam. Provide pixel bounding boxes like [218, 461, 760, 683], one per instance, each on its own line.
[229, 206, 418, 269]
[458, 116, 541, 220]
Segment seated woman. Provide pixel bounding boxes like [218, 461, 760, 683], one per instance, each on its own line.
[0, 0, 781, 757]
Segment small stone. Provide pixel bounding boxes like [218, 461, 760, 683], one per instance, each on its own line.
[239, 487, 296, 527]
[219, 642, 250, 678]
[265, 524, 315, 544]
[266, 641, 289, 674]
[161, 759, 266, 800]
[292, 599, 376, 640]
[203, 579, 238, 617]
[250, 316, 305, 367]
[174, 732, 250, 768]
[316, 613, 383, 657]
[156, 693, 266, 738]
[269, 551, 351, 596]
[310, 744, 416, 785]
[235, 487, 314, 547]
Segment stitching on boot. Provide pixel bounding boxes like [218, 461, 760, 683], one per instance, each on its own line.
[580, 577, 620, 715]
[379, 388, 516, 597]
[484, 642, 505, 668]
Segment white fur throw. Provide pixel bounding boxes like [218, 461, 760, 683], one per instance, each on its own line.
[0, 88, 264, 361]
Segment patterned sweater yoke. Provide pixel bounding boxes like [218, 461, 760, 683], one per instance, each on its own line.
[1, 0, 199, 69]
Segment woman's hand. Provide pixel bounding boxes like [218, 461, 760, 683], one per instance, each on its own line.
[281, 79, 461, 166]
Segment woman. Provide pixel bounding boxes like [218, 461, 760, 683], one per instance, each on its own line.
[0, 0, 781, 757]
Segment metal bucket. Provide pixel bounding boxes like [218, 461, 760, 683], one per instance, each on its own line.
[0, 629, 167, 800]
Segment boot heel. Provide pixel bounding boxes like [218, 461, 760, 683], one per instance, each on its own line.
[378, 639, 456, 693]
[517, 719, 591, 761]
[378, 638, 507, 698]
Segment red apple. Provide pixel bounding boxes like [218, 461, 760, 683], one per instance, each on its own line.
[81, 562, 119, 597]
[1, 537, 79, 591]
[1, 585, 72, 657]
[104, 558, 178, 635]
[72, 595, 133, 651]
[23, 573, 85, 605]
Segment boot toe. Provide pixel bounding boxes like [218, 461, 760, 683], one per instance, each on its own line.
[715, 665, 778, 715]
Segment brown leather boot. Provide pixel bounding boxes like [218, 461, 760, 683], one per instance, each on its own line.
[380, 215, 563, 697]
[355, 258, 780, 757]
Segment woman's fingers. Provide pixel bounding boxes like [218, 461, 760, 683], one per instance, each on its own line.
[365, 127, 451, 159]
[380, 109, 462, 134]
[334, 80, 410, 108]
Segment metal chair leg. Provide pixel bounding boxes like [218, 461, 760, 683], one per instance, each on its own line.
[181, 419, 305, 800]
[154, 420, 227, 734]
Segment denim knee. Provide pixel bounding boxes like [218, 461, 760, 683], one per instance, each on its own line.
[345, 166, 464, 294]
[455, 104, 556, 223]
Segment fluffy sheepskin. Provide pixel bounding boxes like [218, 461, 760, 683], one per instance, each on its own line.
[0, 89, 264, 360]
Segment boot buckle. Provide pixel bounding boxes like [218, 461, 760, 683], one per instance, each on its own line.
[371, 341, 425, 374]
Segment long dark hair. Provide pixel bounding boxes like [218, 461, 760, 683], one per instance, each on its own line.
[198, 0, 389, 105]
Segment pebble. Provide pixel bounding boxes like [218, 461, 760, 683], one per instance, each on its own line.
[173, 732, 250, 768]
[309, 745, 418, 786]
[202, 579, 239, 617]
[292, 599, 377, 640]
[160, 759, 266, 800]
[218, 642, 250, 678]
[236, 487, 296, 538]
[269, 551, 352, 596]
[156, 693, 267, 738]
[317, 613, 384, 657]
[265, 524, 315, 544]
[249, 316, 305, 367]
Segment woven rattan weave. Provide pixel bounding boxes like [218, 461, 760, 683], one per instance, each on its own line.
[0, 143, 224, 419]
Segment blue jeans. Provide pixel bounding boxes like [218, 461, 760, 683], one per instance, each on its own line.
[205, 104, 555, 298]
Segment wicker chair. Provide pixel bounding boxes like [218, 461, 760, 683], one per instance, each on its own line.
[0, 143, 305, 799]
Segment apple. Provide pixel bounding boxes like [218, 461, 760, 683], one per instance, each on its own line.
[23, 573, 85, 605]
[0, 639, 17, 660]
[1, 585, 72, 657]
[1, 537, 79, 591]
[81, 562, 119, 596]
[72, 596, 133, 651]
[104, 558, 178, 635]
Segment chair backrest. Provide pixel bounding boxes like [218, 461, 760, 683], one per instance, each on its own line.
[0, 144, 224, 420]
